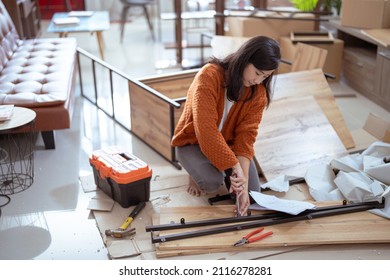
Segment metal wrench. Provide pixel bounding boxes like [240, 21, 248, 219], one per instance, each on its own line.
[231, 173, 242, 217]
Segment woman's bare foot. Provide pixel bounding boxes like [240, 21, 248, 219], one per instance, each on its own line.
[187, 177, 206, 196]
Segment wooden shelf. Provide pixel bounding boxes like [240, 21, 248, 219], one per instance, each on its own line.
[3, 0, 41, 39]
[328, 20, 390, 112]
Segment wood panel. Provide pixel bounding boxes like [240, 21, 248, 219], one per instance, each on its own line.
[290, 43, 328, 72]
[343, 48, 376, 94]
[331, 21, 390, 112]
[131, 70, 196, 165]
[155, 205, 390, 253]
[361, 29, 390, 48]
[273, 68, 355, 149]
[139, 69, 197, 100]
[375, 47, 390, 106]
[146, 77, 194, 100]
[129, 81, 173, 160]
[255, 95, 348, 181]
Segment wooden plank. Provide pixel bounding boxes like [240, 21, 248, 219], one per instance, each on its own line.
[145, 77, 194, 100]
[139, 69, 197, 100]
[290, 43, 328, 72]
[152, 211, 303, 259]
[129, 81, 173, 160]
[155, 239, 301, 258]
[273, 68, 355, 149]
[156, 204, 390, 252]
[290, 31, 334, 44]
[361, 29, 390, 48]
[255, 95, 348, 181]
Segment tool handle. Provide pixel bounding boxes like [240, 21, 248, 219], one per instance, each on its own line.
[119, 202, 146, 230]
[244, 227, 264, 239]
[130, 201, 146, 218]
[119, 217, 134, 230]
[248, 231, 273, 243]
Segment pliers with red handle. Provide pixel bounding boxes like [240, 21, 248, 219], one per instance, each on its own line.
[233, 227, 273, 246]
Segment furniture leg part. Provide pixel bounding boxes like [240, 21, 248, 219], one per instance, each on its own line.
[41, 131, 55, 150]
[96, 31, 105, 60]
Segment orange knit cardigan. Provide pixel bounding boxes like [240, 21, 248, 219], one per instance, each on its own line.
[171, 63, 268, 172]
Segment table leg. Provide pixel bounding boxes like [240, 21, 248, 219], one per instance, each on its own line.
[215, 0, 225, 35]
[65, 0, 72, 11]
[96, 31, 105, 60]
[174, 0, 182, 65]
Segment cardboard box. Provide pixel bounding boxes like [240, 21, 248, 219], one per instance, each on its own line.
[341, 0, 390, 29]
[225, 11, 316, 40]
[89, 146, 152, 208]
[363, 113, 390, 142]
[349, 113, 390, 153]
[279, 35, 344, 80]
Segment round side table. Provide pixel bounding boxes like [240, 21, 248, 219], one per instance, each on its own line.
[0, 107, 36, 195]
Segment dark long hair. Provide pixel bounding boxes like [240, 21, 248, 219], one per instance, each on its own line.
[210, 36, 280, 106]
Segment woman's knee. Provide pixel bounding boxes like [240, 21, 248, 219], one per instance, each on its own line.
[196, 176, 224, 193]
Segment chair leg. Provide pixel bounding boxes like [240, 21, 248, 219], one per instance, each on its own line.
[120, 6, 130, 43]
[64, 0, 72, 11]
[143, 5, 155, 40]
[41, 131, 55, 150]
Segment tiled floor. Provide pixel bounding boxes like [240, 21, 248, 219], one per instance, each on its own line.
[1, 12, 390, 260]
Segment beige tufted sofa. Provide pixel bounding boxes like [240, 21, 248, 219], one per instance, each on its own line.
[0, 0, 77, 149]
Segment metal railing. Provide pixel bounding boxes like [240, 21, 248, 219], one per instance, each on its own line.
[76, 47, 182, 168]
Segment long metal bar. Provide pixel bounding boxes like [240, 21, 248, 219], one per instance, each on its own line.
[147, 211, 283, 232]
[77, 47, 181, 108]
[109, 69, 115, 120]
[146, 199, 381, 232]
[150, 198, 385, 243]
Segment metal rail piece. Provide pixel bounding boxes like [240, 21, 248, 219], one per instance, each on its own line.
[149, 198, 385, 244]
[146, 199, 382, 232]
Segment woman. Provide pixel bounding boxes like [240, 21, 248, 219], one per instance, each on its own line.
[171, 36, 281, 215]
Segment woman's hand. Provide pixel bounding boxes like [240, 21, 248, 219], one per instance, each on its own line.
[229, 162, 250, 215]
[229, 163, 247, 190]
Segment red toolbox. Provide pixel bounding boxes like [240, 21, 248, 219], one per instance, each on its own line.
[89, 146, 152, 208]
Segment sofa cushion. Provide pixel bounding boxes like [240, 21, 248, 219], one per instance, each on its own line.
[0, 37, 77, 107]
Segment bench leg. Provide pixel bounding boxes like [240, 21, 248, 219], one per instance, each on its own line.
[41, 131, 55, 150]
